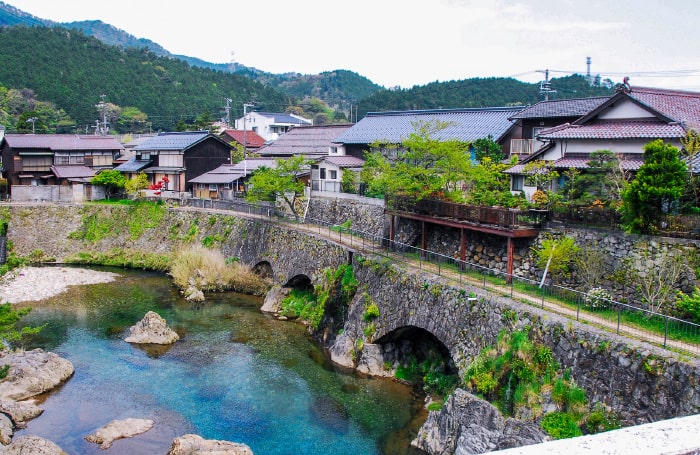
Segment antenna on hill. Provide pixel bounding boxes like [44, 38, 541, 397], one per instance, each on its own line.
[586, 56, 592, 84]
[537, 69, 557, 101]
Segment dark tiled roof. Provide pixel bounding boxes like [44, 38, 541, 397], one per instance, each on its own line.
[221, 129, 266, 148]
[335, 108, 521, 144]
[538, 121, 685, 139]
[4, 134, 123, 150]
[114, 158, 152, 172]
[51, 165, 95, 179]
[258, 125, 353, 158]
[133, 131, 210, 151]
[509, 97, 610, 120]
[319, 155, 366, 168]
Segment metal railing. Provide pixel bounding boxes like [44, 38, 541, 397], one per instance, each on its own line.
[171, 197, 700, 356]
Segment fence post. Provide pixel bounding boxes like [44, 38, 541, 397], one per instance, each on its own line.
[664, 317, 668, 348]
[541, 285, 545, 309]
[577, 293, 581, 321]
[617, 306, 621, 334]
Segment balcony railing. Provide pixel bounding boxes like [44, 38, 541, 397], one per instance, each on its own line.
[387, 196, 544, 230]
[510, 139, 535, 155]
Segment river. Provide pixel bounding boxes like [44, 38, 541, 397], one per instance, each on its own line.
[14, 266, 427, 454]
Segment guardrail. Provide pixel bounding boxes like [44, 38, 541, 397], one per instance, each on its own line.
[172, 197, 700, 356]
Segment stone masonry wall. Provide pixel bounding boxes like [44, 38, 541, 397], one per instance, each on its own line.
[5, 203, 700, 428]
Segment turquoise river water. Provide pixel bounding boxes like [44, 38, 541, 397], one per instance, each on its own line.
[15, 266, 428, 454]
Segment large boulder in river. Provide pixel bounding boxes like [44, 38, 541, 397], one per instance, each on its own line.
[85, 418, 154, 449]
[0, 399, 44, 428]
[0, 349, 74, 401]
[125, 311, 180, 344]
[167, 434, 254, 455]
[411, 388, 548, 454]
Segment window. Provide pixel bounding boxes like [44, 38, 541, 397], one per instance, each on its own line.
[329, 170, 337, 180]
[223, 183, 231, 189]
[330, 146, 338, 154]
[198, 184, 206, 190]
[209, 184, 218, 191]
[159, 154, 183, 167]
[319, 168, 327, 179]
[140, 152, 151, 160]
[512, 176, 524, 191]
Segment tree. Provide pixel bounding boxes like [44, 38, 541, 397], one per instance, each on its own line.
[621, 140, 688, 234]
[630, 248, 689, 316]
[533, 236, 579, 285]
[360, 120, 471, 201]
[125, 172, 149, 199]
[473, 136, 504, 162]
[246, 156, 312, 222]
[91, 170, 126, 200]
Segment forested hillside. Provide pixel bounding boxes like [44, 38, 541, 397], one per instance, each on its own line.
[0, 26, 290, 132]
[357, 74, 615, 117]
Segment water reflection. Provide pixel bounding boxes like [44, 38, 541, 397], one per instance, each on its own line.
[16, 266, 427, 455]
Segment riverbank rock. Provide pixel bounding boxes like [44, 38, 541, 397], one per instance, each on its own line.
[3, 435, 66, 454]
[167, 434, 254, 455]
[411, 388, 548, 454]
[125, 311, 180, 344]
[85, 418, 154, 449]
[0, 399, 44, 428]
[260, 285, 290, 314]
[0, 349, 74, 401]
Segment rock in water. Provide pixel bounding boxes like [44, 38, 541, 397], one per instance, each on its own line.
[85, 418, 154, 449]
[125, 311, 180, 344]
[168, 434, 254, 455]
[3, 435, 66, 454]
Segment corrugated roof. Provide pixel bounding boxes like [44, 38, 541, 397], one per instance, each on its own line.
[4, 134, 123, 150]
[538, 121, 685, 139]
[221, 129, 266, 148]
[190, 172, 243, 184]
[51, 165, 95, 179]
[254, 112, 313, 125]
[509, 97, 610, 120]
[133, 131, 210, 151]
[335, 108, 521, 144]
[114, 158, 152, 172]
[319, 155, 366, 168]
[258, 125, 353, 158]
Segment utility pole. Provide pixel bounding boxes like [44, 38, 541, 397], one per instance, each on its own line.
[537, 69, 556, 101]
[242, 102, 255, 180]
[95, 95, 109, 135]
[27, 117, 38, 134]
[223, 98, 232, 126]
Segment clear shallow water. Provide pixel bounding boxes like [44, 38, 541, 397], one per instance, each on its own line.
[16, 267, 427, 454]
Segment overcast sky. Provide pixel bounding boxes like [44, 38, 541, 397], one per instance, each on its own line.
[8, 0, 700, 91]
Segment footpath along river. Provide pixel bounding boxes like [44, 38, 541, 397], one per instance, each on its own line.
[4, 265, 428, 454]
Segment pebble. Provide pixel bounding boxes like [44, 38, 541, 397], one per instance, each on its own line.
[0, 267, 119, 304]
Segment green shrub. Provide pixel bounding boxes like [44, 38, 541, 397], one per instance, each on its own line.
[363, 302, 380, 321]
[541, 412, 583, 439]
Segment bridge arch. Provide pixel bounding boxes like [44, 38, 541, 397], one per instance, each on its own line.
[374, 325, 458, 378]
[251, 261, 273, 279]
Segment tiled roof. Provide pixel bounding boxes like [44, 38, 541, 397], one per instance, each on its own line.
[4, 134, 123, 150]
[221, 129, 266, 148]
[319, 155, 366, 168]
[254, 112, 313, 125]
[190, 171, 243, 184]
[509, 97, 610, 120]
[114, 158, 152, 172]
[51, 165, 95, 179]
[133, 131, 210, 151]
[552, 156, 644, 171]
[258, 125, 353, 158]
[537, 121, 685, 139]
[626, 87, 700, 128]
[335, 108, 521, 144]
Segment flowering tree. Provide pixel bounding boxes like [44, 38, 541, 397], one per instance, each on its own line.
[149, 176, 170, 196]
